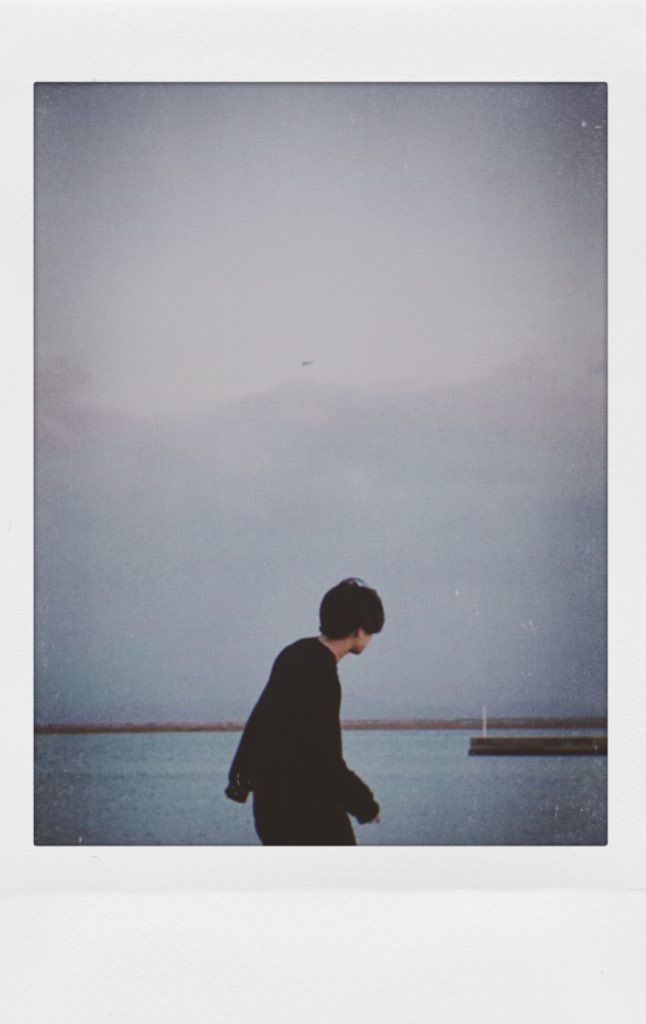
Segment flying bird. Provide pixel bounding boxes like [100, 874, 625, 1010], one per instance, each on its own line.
[301, 360, 314, 367]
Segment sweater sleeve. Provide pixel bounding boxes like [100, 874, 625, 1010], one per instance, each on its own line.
[225, 710, 257, 802]
[299, 665, 380, 824]
[334, 760, 380, 823]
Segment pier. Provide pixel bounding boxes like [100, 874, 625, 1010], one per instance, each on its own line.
[469, 735, 607, 756]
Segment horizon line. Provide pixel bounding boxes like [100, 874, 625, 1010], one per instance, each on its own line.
[35, 715, 608, 735]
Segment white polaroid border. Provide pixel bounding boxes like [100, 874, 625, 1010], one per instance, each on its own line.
[3, 0, 644, 897]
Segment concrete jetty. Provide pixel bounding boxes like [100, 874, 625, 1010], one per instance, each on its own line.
[469, 735, 607, 756]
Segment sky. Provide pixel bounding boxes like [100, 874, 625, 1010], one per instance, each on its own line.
[35, 83, 606, 723]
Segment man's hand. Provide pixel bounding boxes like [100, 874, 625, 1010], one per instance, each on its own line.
[354, 798, 380, 825]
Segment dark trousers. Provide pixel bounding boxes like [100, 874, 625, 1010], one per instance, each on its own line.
[253, 792, 356, 846]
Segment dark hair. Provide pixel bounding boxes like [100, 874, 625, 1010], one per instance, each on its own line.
[319, 578, 385, 640]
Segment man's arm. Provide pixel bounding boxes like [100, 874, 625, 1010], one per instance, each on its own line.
[300, 672, 380, 823]
[333, 759, 380, 823]
[225, 706, 259, 803]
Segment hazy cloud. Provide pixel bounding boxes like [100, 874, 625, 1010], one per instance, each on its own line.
[35, 83, 606, 723]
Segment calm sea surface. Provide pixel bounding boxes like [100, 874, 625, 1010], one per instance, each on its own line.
[34, 729, 607, 845]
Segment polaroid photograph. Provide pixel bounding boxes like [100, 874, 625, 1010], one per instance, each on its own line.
[34, 82, 606, 849]
[4, 3, 645, 1023]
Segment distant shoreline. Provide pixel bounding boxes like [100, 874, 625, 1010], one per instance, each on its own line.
[35, 717, 607, 735]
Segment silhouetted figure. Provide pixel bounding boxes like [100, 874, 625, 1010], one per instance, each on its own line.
[225, 578, 384, 845]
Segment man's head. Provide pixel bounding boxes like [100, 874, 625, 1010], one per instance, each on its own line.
[319, 578, 384, 655]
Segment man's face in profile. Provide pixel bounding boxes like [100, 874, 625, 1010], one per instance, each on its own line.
[349, 629, 373, 655]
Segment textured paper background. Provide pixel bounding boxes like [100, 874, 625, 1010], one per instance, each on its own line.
[2, 0, 645, 1020]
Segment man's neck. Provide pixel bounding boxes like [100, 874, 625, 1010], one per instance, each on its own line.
[318, 634, 352, 662]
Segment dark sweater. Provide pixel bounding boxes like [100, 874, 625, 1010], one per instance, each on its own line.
[226, 637, 379, 824]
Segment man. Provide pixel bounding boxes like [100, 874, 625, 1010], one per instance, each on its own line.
[225, 578, 384, 845]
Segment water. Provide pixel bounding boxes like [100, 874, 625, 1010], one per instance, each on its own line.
[34, 729, 607, 845]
